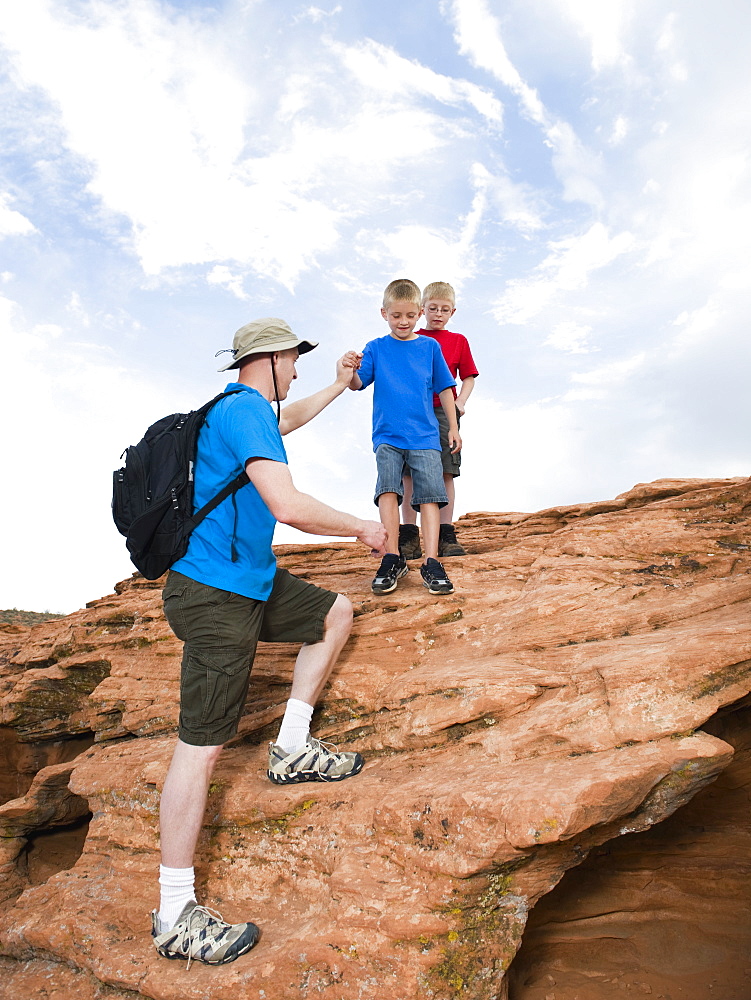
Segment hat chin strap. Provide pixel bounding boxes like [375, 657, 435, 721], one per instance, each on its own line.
[270, 355, 281, 424]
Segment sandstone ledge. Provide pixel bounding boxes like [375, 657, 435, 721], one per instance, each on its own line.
[0, 477, 749, 999]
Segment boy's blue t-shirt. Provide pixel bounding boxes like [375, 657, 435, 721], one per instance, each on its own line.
[171, 383, 287, 600]
[358, 335, 455, 451]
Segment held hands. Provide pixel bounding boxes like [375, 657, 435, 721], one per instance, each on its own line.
[358, 520, 388, 556]
[336, 351, 363, 388]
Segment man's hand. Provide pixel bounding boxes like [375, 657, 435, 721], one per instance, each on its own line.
[357, 520, 387, 556]
[336, 351, 363, 388]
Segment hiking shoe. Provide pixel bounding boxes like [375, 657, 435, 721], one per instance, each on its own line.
[420, 557, 454, 595]
[268, 737, 365, 785]
[151, 900, 259, 969]
[399, 523, 422, 560]
[371, 553, 408, 594]
[438, 523, 467, 557]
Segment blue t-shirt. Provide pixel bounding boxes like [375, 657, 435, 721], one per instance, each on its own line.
[171, 383, 287, 600]
[358, 335, 455, 451]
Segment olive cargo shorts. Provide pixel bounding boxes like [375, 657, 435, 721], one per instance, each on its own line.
[163, 568, 338, 746]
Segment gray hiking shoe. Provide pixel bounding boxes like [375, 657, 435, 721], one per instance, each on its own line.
[372, 552, 408, 594]
[438, 523, 467, 557]
[151, 900, 259, 969]
[420, 557, 455, 595]
[268, 737, 365, 785]
[399, 523, 422, 560]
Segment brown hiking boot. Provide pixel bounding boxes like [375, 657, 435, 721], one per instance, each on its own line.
[399, 523, 422, 560]
[438, 523, 466, 557]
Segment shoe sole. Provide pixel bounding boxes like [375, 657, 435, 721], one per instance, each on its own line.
[267, 756, 364, 785]
[422, 579, 454, 595]
[438, 547, 466, 557]
[371, 564, 408, 594]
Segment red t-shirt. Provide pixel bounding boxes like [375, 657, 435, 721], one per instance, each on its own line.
[418, 329, 479, 407]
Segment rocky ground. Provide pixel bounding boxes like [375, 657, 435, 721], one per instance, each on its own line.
[0, 477, 749, 1000]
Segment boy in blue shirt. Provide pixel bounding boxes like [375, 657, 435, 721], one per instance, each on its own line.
[351, 279, 461, 595]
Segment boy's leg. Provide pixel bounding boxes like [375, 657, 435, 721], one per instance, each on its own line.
[371, 446, 409, 593]
[407, 450, 455, 595]
[420, 502, 441, 560]
[378, 491, 402, 554]
[440, 474, 455, 525]
[402, 476, 417, 524]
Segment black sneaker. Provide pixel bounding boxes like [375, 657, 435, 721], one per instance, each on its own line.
[399, 523, 422, 560]
[420, 558, 454, 595]
[372, 553, 408, 594]
[438, 523, 467, 557]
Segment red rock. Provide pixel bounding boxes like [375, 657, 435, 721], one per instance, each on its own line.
[0, 477, 749, 998]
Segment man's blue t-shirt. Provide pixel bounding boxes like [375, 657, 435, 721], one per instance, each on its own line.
[358, 335, 455, 451]
[171, 383, 287, 600]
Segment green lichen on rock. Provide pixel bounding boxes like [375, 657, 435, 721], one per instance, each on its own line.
[425, 869, 528, 998]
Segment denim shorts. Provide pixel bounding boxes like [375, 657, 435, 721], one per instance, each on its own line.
[435, 405, 462, 477]
[374, 443, 448, 510]
[163, 568, 338, 746]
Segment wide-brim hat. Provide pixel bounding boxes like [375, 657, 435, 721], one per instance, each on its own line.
[217, 318, 318, 371]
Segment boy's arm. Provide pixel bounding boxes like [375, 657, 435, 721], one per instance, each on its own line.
[438, 386, 462, 453]
[279, 351, 362, 435]
[455, 375, 476, 416]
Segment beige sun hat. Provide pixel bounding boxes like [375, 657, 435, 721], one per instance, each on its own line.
[216, 318, 318, 371]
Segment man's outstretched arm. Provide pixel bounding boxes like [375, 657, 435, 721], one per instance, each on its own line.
[279, 352, 362, 436]
[245, 456, 386, 554]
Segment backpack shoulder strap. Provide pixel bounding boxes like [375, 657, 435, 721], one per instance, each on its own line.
[188, 388, 251, 528]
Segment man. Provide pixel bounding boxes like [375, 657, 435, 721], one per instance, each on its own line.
[151, 318, 386, 967]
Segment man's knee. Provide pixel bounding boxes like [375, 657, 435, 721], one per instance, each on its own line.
[325, 594, 353, 636]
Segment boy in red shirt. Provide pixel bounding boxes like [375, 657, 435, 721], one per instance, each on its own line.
[400, 282, 479, 558]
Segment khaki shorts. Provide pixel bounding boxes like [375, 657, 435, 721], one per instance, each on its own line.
[163, 568, 338, 746]
[435, 405, 462, 477]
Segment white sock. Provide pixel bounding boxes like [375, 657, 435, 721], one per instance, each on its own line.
[158, 864, 195, 931]
[275, 698, 314, 753]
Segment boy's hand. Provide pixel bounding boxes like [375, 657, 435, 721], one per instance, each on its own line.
[336, 351, 363, 387]
[455, 400, 466, 416]
[448, 429, 462, 453]
[357, 520, 387, 556]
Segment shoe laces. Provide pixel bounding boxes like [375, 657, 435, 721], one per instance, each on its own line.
[308, 737, 344, 771]
[185, 904, 226, 970]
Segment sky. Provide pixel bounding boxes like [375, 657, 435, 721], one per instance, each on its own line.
[1, 0, 750, 613]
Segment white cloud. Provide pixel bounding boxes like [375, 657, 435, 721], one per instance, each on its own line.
[206, 265, 249, 300]
[493, 222, 636, 324]
[445, 0, 604, 208]
[544, 321, 594, 354]
[0, 293, 185, 612]
[0, 193, 35, 236]
[555, 0, 631, 72]
[444, 0, 546, 124]
[333, 37, 504, 124]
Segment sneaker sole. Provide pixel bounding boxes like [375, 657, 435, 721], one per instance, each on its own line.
[371, 565, 408, 594]
[422, 579, 454, 595]
[267, 756, 364, 785]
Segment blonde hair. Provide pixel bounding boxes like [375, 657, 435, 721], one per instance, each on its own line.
[422, 281, 456, 306]
[383, 278, 421, 308]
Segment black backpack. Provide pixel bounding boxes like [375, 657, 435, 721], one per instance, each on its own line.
[112, 390, 250, 580]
